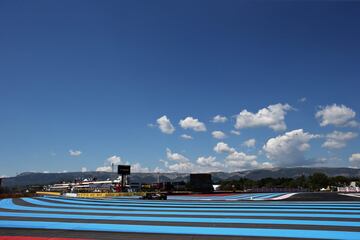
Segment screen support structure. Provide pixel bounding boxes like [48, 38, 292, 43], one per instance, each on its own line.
[117, 165, 131, 192]
[121, 173, 125, 192]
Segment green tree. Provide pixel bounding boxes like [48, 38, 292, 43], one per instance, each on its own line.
[309, 172, 329, 191]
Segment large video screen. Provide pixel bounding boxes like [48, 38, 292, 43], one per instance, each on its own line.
[118, 165, 131, 175]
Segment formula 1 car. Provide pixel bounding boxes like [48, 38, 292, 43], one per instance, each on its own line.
[141, 192, 167, 200]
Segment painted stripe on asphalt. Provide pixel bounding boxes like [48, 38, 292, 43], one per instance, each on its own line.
[3, 199, 360, 219]
[2, 211, 360, 227]
[23, 198, 360, 213]
[40, 197, 360, 209]
[1, 220, 360, 239]
[43, 195, 360, 206]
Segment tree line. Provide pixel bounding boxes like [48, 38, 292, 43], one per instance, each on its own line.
[219, 172, 359, 191]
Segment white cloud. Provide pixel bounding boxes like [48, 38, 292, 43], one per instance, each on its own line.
[322, 131, 358, 149]
[212, 115, 227, 123]
[131, 163, 150, 173]
[316, 104, 358, 127]
[156, 115, 175, 134]
[225, 151, 258, 169]
[179, 117, 206, 132]
[214, 142, 235, 154]
[162, 149, 226, 173]
[69, 150, 82, 157]
[235, 103, 293, 131]
[196, 156, 223, 168]
[230, 130, 241, 135]
[161, 144, 277, 173]
[262, 162, 274, 168]
[167, 162, 194, 172]
[212, 130, 227, 139]
[349, 153, 360, 162]
[166, 148, 189, 162]
[299, 97, 307, 103]
[96, 166, 112, 172]
[96, 155, 124, 172]
[263, 129, 319, 167]
[81, 167, 87, 172]
[106, 155, 122, 165]
[161, 149, 194, 173]
[181, 134, 193, 140]
[196, 156, 224, 172]
[153, 166, 165, 173]
[243, 138, 256, 148]
[213, 142, 265, 171]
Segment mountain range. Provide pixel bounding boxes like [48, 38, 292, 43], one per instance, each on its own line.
[2, 167, 360, 188]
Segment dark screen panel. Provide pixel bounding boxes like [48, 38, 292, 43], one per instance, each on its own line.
[190, 173, 213, 193]
[118, 165, 131, 174]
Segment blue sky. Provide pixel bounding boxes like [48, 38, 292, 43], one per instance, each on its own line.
[0, 0, 359, 176]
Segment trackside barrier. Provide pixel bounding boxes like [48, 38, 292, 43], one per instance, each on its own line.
[35, 192, 61, 196]
[76, 192, 145, 198]
[64, 193, 77, 198]
[0, 193, 35, 199]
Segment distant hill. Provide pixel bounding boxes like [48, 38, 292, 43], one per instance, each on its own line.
[2, 167, 360, 188]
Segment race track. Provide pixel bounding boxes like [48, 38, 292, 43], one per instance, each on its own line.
[1, 193, 360, 239]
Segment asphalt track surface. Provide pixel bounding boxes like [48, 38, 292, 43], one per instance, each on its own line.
[1, 193, 360, 239]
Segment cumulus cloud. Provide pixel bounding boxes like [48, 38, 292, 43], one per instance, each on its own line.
[235, 103, 293, 131]
[213, 142, 267, 170]
[322, 131, 358, 149]
[299, 97, 307, 103]
[96, 166, 112, 172]
[261, 162, 274, 168]
[167, 162, 194, 172]
[243, 138, 256, 148]
[349, 153, 360, 163]
[196, 156, 222, 167]
[156, 115, 175, 134]
[196, 156, 224, 172]
[214, 142, 235, 154]
[96, 155, 124, 172]
[161, 149, 194, 173]
[106, 155, 122, 165]
[179, 117, 206, 132]
[153, 166, 165, 173]
[131, 163, 150, 173]
[69, 150, 82, 157]
[212, 115, 227, 123]
[181, 134, 193, 140]
[81, 167, 87, 172]
[315, 104, 358, 127]
[224, 151, 258, 169]
[212, 130, 227, 139]
[162, 149, 226, 172]
[96, 156, 148, 173]
[160, 143, 275, 172]
[230, 130, 241, 135]
[263, 129, 319, 167]
[166, 148, 189, 162]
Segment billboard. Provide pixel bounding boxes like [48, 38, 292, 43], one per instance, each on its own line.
[118, 165, 131, 175]
[190, 173, 213, 193]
